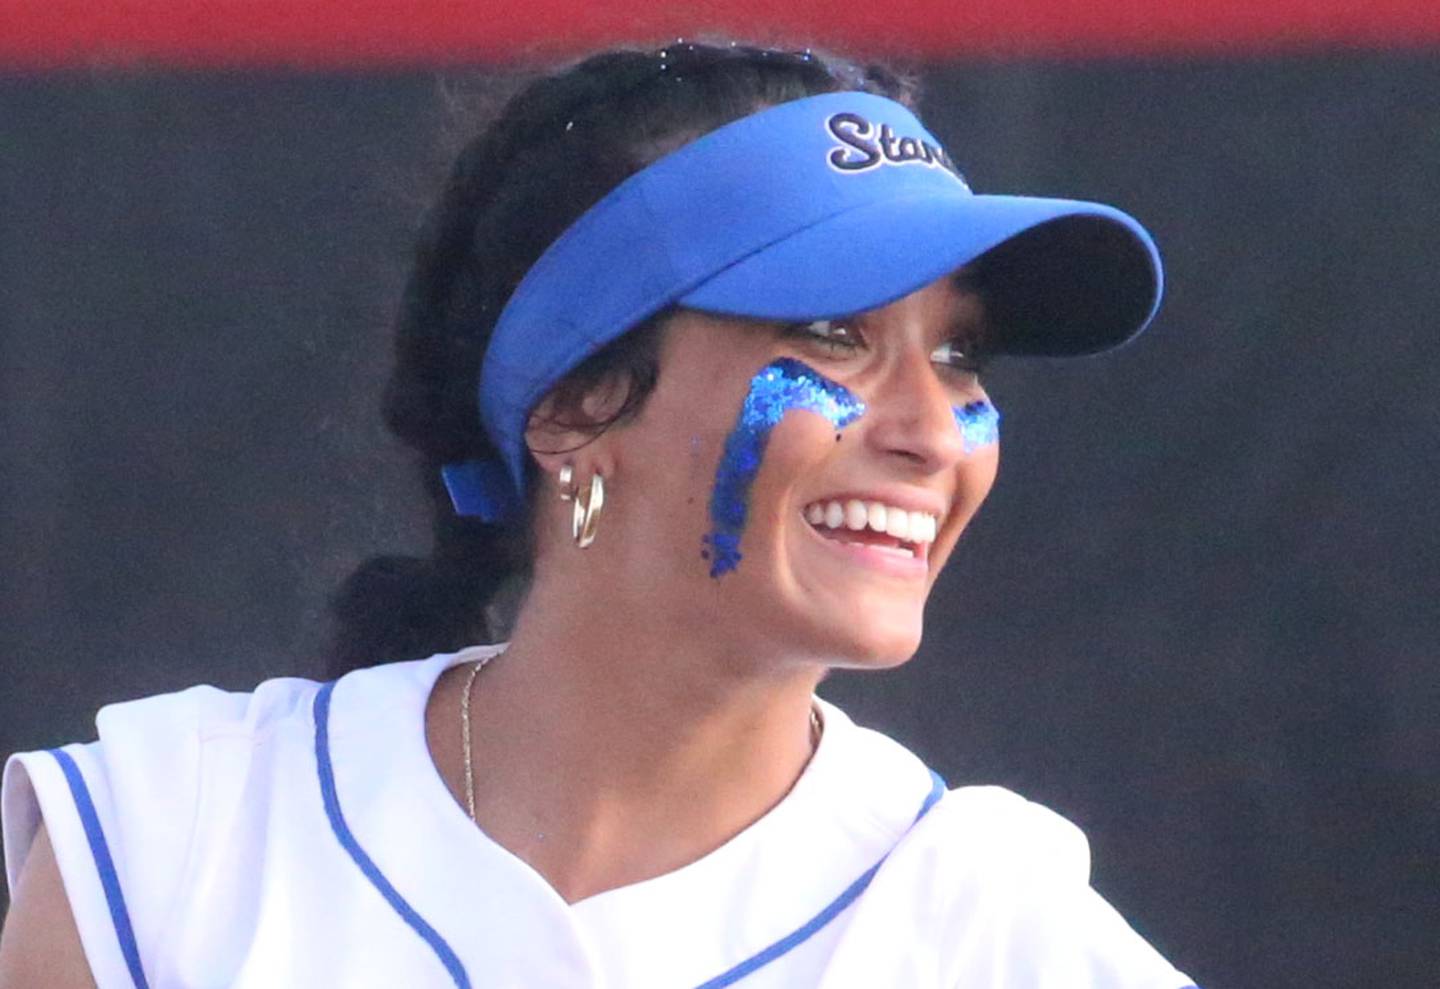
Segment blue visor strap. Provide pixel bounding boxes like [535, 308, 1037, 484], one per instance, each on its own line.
[442, 459, 523, 523]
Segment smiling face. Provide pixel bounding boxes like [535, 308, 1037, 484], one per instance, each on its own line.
[531, 271, 1000, 673]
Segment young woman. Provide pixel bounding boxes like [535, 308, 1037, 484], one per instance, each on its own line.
[0, 41, 1197, 988]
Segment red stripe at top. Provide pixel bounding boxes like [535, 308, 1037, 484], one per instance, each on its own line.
[3, 0, 1440, 70]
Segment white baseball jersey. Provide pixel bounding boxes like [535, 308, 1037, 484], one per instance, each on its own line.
[3, 644, 1198, 988]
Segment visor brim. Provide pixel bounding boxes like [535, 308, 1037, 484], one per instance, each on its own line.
[678, 193, 1162, 357]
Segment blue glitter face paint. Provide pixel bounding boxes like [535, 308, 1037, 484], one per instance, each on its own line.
[704, 358, 866, 578]
[953, 400, 1001, 453]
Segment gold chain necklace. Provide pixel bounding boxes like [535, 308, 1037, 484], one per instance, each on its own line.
[459, 655, 824, 823]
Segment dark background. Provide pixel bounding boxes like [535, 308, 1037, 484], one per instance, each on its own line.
[3, 52, 1438, 986]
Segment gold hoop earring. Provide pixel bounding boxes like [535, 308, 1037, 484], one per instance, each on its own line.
[572, 472, 605, 549]
[557, 464, 577, 501]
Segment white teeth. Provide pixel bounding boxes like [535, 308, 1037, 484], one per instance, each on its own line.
[802, 499, 940, 545]
[908, 511, 929, 542]
[885, 509, 910, 540]
[844, 499, 867, 530]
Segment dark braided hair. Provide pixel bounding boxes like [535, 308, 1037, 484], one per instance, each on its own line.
[327, 41, 920, 676]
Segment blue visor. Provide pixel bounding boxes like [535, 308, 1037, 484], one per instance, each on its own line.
[448, 91, 1163, 521]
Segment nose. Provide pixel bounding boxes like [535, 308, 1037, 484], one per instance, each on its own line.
[862, 348, 972, 473]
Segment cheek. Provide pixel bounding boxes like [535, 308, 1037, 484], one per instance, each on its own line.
[953, 399, 1001, 453]
[940, 398, 1001, 542]
[929, 443, 1000, 575]
[702, 358, 865, 578]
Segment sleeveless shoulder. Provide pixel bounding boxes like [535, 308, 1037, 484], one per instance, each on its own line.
[1, 674, 324, 988]
[925, 784, 1092, 883]
[96, 675, 321, 756]
[814, 782, 1195, 988]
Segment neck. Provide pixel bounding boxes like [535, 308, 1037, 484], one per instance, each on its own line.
[430, 573, 825, 904]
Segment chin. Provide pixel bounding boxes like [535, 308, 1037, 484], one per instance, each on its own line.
[821, 607, 925, 670]
[770, 583, 927, 671]
[731, 515, 933, 670]
[722, 563, 926, 673]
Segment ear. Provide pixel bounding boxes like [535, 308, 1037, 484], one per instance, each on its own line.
[523, 377, 628, 493]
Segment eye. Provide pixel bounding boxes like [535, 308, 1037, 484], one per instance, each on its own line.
[930, 338, 988, 378]
[787, 319, 864, 356]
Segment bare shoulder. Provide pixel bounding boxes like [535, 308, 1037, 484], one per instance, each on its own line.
[0, 823, 96, 989]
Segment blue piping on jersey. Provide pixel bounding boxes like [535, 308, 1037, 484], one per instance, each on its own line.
[691, 769, 948, 989]
[48, 747, 152, 989]
[314, 683, 948, 989]
[313, 681, 472, 989]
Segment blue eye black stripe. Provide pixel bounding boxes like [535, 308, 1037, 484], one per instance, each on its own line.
[704, 358, 866, 578]
[953, 401, 1000, 452]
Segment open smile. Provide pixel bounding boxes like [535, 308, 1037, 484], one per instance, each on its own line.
[800, 498, 934, 576]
